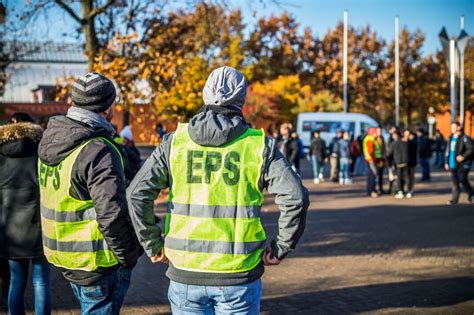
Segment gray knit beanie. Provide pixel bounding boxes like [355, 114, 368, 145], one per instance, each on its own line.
[71, 72, 116, 113]
[202, 66, 247, 111]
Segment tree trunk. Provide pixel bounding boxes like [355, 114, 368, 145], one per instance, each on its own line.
[81, 0, 99, 71]
[406, 101, 412, 127]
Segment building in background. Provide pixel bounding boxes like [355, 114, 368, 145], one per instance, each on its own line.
[0, 41, 162, 144]
[0, 41, 85, 126]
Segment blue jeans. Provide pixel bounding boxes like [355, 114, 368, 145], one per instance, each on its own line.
[8, 258, 51, 315]
[70, 267, 132, 315]
[311, 156, 324, 179]
[435, 151, 445, 167]
[367, 162, 377, 195]
[339, 157, 350, 180]
[168, 279, 262, 314]
[354, 155, 365, 176]
[419, 158, 431, 180]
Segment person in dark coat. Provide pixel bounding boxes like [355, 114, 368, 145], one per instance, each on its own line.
[407, 130, 418, 195]
[349, 134, 361, 176]
[114, 125, 142, 185]
[329, 130, 342, 182]
[434, 129, 447, 168]
[276, 124, 300, 173]
[417, 128, 432, 181]
[288, 131, 302, 174]
[355, 132, 366, 175]
[310, 130, 327, 183]
[0, 112, 51, 315]
[375, 127, 387, 193]
[38, 73, 141, 314]
[338, 131, 352, 185]
[388, 130, 412, 198]
[445, 122, 473, 205]
[386, 127, 399, 194]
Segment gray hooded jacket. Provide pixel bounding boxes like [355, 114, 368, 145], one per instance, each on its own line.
[127, 110, 308, 286]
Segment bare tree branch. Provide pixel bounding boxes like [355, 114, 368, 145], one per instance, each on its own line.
[88, 0, 115, 19]
[53, 0, 83, 23]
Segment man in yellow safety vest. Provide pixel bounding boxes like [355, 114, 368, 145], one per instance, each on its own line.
[38, 72, 141, 314]
[127, 66, 309, 314]
[363, 127, 382, 197]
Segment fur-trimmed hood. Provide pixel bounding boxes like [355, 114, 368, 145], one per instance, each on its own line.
[0, 122, 43, 158]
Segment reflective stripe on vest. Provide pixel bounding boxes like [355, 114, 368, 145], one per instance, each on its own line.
[38, 137, 122, 271]
[166, 123, 266, 273]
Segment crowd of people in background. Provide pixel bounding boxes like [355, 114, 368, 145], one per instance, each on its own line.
[272, 121, 472, 204]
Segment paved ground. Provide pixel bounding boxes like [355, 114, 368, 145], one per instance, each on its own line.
[6, 161, 474, 314]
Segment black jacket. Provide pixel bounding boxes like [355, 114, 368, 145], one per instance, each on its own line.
[445, 133, 473, 168]
[417, 135, 432, 159]
[388, 140, 408, 167]
[0, 122, 44, 259]
[310, 138, 327, 159]
[38, 115, 141, 285]
[407, 139, 418, 167]
[329, 136, 340, 156]
[277, 137, 300, 165]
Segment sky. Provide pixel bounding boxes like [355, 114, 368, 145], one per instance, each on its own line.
[5, 0, 473, 56]
[247, 0, 473, 56]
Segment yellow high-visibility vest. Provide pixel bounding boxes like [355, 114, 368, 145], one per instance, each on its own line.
[166, 123, 266, 273]
[38, 138, 122, 271]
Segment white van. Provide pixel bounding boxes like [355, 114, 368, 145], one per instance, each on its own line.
[296, 112, 379, 149]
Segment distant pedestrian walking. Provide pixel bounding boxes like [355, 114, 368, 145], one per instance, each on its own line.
[354, 132, 366, 176]
[388, 130, 414, 199]
[310, 130, 327, 183]
[338, 131, 352, 184]
[445, 122, 473, 205]
[276, 124, 301, 174]
[406, 130, 418, 194]
[375, 127, 387, 193]
[115, 125, 142, 185]
[291, 131, 303, 174]
[349, 134, 361, 176]
[0, 112, 51, 315]
[417, 128, 432, 182]
[329, 130, 342, 182]
[434, 129, 447, 168]
[386, 127, 399, 194]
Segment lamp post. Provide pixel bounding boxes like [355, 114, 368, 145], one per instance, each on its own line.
[343, 10, 348, 113]
[395, 15, 400, 127]
[439, 18, 472, 127]
[457, 29, 470, 127]
[449, 38, 457, 123]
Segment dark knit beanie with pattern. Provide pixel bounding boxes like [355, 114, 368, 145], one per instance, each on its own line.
[71, 72, 117, 113]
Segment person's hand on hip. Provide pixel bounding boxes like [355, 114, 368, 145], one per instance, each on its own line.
[151, 248, 168, 264]
[262, 247, 281, 266]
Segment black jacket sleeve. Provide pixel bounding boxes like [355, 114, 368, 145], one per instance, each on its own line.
[461, 135, 473, 161]
[309, 139, 315, 157]
[73, 140, 141, 268]
[288, 139, 300, 164]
